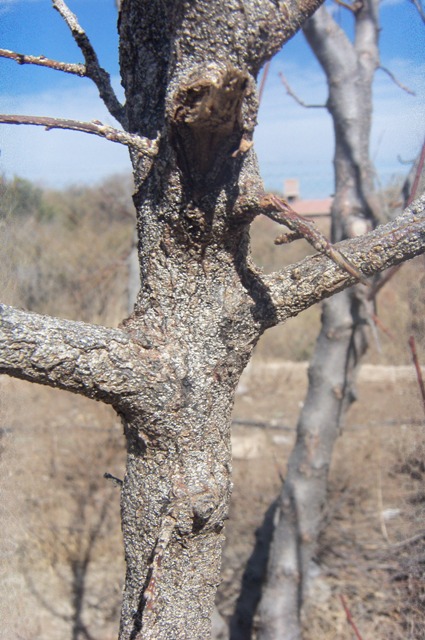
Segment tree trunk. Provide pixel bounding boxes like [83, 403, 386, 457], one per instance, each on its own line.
[117, 231, 261, 639]
[258, 3, 381, 638]
[112, 2, 328, 637]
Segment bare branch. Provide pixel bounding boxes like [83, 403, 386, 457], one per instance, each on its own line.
[407, 139, 425, 204]
[409, 0, 425, 24]
[52, 0, 126, 126]
[340, 595, 365, 640]
[0, 303, 155, 405]
[333, 0, 355, 11]
[0, 48, 85, 76]
[378, 65, 416, 96]
[260, 193, 368, 284]
[258, 61, 271, 106]
[367, 140, 425, 298]
[367, 264, 402, 300]
[262, 195, 425, 326]
[237, 0, 326, 71]
[303, 6, 357, 86]
[389, 531, 425, 550]
[278, 72, 326, 108]
[104, 472, 123, 487]
[0, 114, 158, 157]
[408, 335, 425, 416]
[333, 0, 364, 14]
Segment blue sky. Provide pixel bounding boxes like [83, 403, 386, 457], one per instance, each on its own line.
[0, 0, 424, 198]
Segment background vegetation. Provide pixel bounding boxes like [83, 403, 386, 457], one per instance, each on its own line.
[1, 173, 424, 639]
[1, 172, 423, 363]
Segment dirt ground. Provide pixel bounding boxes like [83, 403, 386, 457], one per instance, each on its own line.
[221, 360, 425, 639]
[1, 357, 424, 639]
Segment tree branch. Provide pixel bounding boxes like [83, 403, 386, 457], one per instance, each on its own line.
[258, 61, 271, 106]
[0, 114, 158, 157]
[260, 193, 368, 284]
[378, 65, 416, 96]
[276, 0, 327, 41]
[0, 48, 85, 76]
[409, 0, 425, 24]
[333, 0, 364, 14]
[278, 72, 326, 108]
[52, 0, 126, 126]
[262, 195, 425, 326]
[0, 304, 154, 405]
[303, 6, 356, 82]
[242, 0, 325, 71]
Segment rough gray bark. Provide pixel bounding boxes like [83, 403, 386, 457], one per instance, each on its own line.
[1, 2, 425, 639]
[257, 3, 388, 639]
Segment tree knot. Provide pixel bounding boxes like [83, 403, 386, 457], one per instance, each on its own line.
[169, 63, 252, 194]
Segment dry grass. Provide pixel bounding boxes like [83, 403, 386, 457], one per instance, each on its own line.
[0, 380, 126, 640]
[223, 364, 425, 640]
[1, 177, 424, 638]
[4, 359, 424, 638]
[301, 422, 425, 640]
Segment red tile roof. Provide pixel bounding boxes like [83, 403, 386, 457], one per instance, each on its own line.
[289, 197, 333, 216]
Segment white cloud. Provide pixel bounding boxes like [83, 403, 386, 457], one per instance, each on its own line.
[380, 0, 405, 8]
[254, 57, 425, 197]
[0, 58, 423, 198]
[254, 63, 333, 196]
[371, 58, 425, 180]
[0, 0, 43, 14]
[0, 77, 131, 186]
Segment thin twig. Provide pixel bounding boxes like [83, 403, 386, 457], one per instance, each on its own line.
[274, 230, 302, 244]
[340, 595, 365, 640]
[409, 0, 425, 24]
[370, 312, 395, 340]
[0, 114, 158, 157]
[258, 60, 270, 106]
[334, 0, 356, 12]
[0, 48, 85, 76]
[368, 140, 425, 299]
[334, 0, 364, 13]
[407, 139, 425, 206]
[278, 72, 325, 109]
[52, 0, 126, 126]
[103, 472, 123, 487]
[367, 265, 401, 300]
[260, 193, 369, 285]
[389, 531, 425, 550]
[378, 66, 416, 96]
[408, 336, 425, 416]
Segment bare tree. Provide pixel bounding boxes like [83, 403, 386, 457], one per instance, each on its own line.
[258, 2, 423, 639]
[1, 1, 425, 639]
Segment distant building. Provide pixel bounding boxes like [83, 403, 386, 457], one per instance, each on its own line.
[283, 178, 332, 217]
[283, 178, 300, 202]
